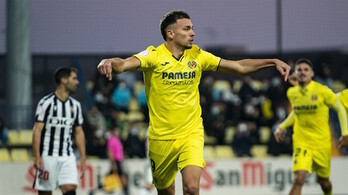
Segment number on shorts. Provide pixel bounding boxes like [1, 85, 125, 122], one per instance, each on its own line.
[295, 148, 307, 157]
[38, 170, 49, 180]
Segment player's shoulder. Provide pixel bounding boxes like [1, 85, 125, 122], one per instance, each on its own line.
[147, 45, 157, 52]
[38, 93, 55, 103]
[286, 86, 297, 95]
[339, 89, 348, 97]
[136, 45, 157, 56]
[68, 96, 81, 105]
[312, 81, 326, 88]
[312, 81, 332, 93]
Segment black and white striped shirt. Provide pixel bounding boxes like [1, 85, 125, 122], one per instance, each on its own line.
[35, 93, 84, 157]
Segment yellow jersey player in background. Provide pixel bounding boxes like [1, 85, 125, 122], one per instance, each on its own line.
[98, 10, 291, 195]
[274, 58, 348, 195]
[337, 89, 348, 148]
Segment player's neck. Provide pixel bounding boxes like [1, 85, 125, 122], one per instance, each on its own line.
[165, 42, 184, 59]
[299, 80, 311, 88]
[55, 87, 69, 102]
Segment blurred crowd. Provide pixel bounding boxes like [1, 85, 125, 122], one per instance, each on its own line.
[82, 57, 347, 159]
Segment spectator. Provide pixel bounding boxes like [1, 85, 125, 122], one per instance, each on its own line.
[314, 55, 334, 89]
[124, 123, 145, 158]
[107, 127, 128, 195]
[231, 122, 254, 157]
[137, 87, 149, 123]
[87, 106, 107, 140]
[112, 82, 131, 113]
[84, 119, 107, 159]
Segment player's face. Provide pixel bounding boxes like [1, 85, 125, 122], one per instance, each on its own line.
[295, 63, 314, 86]
[66, 71, 79, 93]
[170, 18, 195, 49]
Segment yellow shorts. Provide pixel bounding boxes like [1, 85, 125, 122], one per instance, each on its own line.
[148, 132, 205, 190]
[292, 145, 331, 178]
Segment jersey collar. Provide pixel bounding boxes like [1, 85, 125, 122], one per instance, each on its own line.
[161, 44, 186, 62]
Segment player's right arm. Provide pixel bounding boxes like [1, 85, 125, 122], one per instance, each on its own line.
[32, 122, 44, 170]
[97, 57, 141, 80]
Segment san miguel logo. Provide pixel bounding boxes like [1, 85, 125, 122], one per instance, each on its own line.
[187, 61, 197, 69]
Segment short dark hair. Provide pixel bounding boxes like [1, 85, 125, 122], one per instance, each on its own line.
[294, 58, 313, 69]
[159, 10, 190, 41]
[54, 67, 77, 85]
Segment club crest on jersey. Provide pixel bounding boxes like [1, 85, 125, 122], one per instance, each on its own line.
[187, 61, 197, 69]
[311, 95, 318, 101]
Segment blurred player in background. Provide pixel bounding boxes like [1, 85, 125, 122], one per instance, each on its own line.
[274, 58, 348, 195]
[32, 67, 86, 195]
[337, 89, 348, 148]
[97, 10, 291, 195]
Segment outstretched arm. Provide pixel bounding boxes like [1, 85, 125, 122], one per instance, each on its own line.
[97, 56, 141, 80]
[218, 58, 291, 81]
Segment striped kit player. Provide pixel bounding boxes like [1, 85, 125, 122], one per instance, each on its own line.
[32, 67, 86, 195]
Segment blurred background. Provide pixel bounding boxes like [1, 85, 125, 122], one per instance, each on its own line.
[1, 0, 348, 194]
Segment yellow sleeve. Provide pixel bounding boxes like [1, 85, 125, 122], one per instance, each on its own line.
[339, 89, 348, 111]
[133, 46, 157, 70]
[322, 85, 337, 106]
[199, 49, 221, 71]
[332, 98, 348, 136]
[279, 111, 295, 131]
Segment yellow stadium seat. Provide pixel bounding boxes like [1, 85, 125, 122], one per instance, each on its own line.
[213, 80, 231, 92]
[11, 149, 30, 162]
[251, 145, 269, 158]
[19, 130, 33, 145]
[259, 126, 271, 144]
[128, 97, 140, 111]
[121, 129, 129, 141]
[137, 129, 147, 141]
[118, 112, 128, 122]
[216, 146, 235, 159]
[232, 80, 243, 93]
[204, 133, 217, 145]
[7, 130, 20, 146]
[224, 126, 236, 144]
[203, 145, 216, 159]
[250, 80, 262, 91]
[87, 155, 100, 160]
[0, 148, 11, 162]
[127, 111, 144, 122]
[133, 81, 145, 96]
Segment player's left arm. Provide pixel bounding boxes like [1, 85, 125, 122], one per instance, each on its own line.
[75, 125, 86, 177]
[331, 98, 348, 148]
[274, 111, 295, 143]
[218, 58, 291, 81]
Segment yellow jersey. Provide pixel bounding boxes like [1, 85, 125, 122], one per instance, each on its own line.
[286, 81, 337, 149]
[134, 44, 221, 140]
